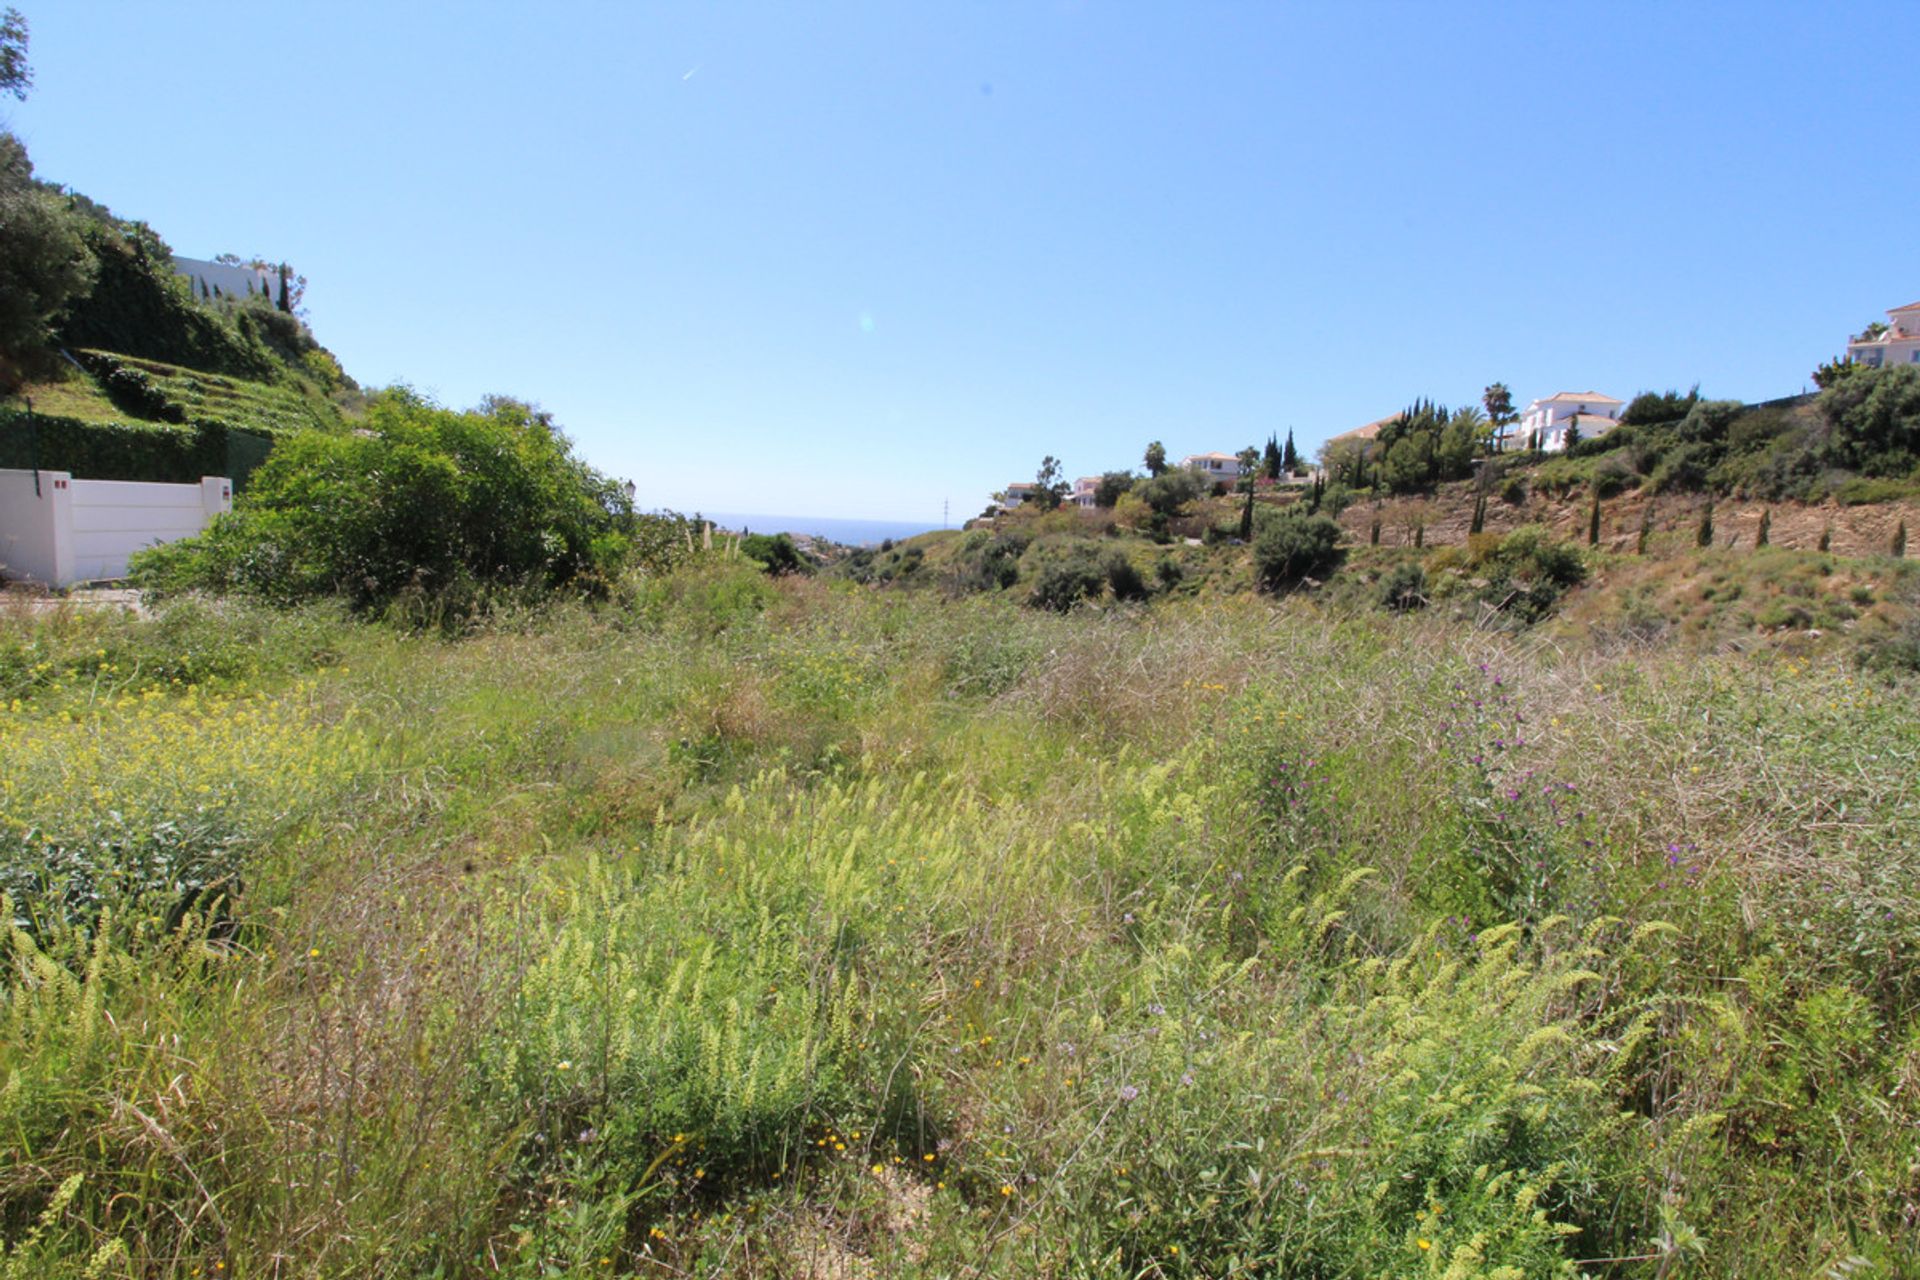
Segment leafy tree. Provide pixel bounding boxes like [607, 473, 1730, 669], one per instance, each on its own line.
[1483, 382, 1515, 429]
[1093, 470, 1134, 508]
[0, 135, 98, 375]
[1252, 507, 1340, 591]
[1143, 440, 1167, 477]
[1034, 455, 1068, 510]
[0, 7, 29, 101]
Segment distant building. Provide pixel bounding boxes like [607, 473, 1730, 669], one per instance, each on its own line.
[1180, 452, 1245, 485]
[1070, 476, 1100, 509]
[173, 256, 276, 302]
[1846, 302, 1920, 369]
[1508, 392, 1624, 453]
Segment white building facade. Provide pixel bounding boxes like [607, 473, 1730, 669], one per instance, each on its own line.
[1180, 452, 1246, 485]
[1846, 302, 1920, 369]
[1508, 392, 1624, 453]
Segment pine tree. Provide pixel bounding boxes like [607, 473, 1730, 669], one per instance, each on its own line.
[1756, 508, 1771, 548]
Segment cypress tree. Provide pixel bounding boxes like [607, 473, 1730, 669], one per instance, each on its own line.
[1413, 521, 1424, 548]
[1818, 524, 1832, 553]
[1369, 516, 1381, 546]
[1263, 434, 1282, 480]
[1283, 429, 1299, 473]
[1896, 521, 1908, 558]
[1697, 500, 1714, 548]
[1756, 508, 1771, 548]
[1587, 490, 1601, 546]
[1637, 503, 1654, 555]
[1469, 492, 1486, 535]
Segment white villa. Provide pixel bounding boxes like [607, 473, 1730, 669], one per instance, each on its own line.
[1181, 452, 1245, 485]
[1070, 476, 1100, 509]
[1846, 302, 1920, 369]
[1506, 392, 1624, 453]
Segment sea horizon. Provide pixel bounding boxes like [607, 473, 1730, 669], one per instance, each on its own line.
[697, 512, 948, 547]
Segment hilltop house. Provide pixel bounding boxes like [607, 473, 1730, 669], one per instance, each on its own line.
[1180, 452, 1245, 488]
[1070, 476, 1100, 509]
[1846, 302, 1920, 368]
[1505, 392, 1623, 453]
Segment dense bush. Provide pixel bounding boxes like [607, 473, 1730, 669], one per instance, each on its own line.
[1132, 467, 1208, 516]
[1819, 362, 1920, 478]
[1025, 545, 1110, 611]
[739, 532, 812, 576]
[1472, 524, 1587, 623]
[1251, 507, 1340, 590]
[131, 390, 632, 610]
[949, 528, 1028, 593]
[1377, 560, 1427, 611]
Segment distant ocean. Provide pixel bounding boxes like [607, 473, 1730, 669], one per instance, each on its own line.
[700, 512, 947, 547]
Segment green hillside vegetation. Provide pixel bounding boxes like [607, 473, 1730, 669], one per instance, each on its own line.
[1, 88, 356, 482]
[4, 566, 1919, 1277]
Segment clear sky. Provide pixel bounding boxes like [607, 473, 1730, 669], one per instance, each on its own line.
[14, 2, 1920, 520]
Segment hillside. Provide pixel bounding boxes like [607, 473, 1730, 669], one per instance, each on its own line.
[1, 127, 357, 485]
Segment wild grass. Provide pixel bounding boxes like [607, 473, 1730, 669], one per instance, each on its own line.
[1, 566, 1916, 1276]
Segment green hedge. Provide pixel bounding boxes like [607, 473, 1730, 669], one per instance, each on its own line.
[0, 408, 273, 489]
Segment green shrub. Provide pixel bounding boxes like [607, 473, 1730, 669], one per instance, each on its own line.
[739, 532, 811, 576]
[1252, 507, 1340, 591]
[1377, 560, 1427, 611]
[1027, 549, 1108, 612]
[131, 390, 632, 611]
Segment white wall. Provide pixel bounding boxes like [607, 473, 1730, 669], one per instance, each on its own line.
[0, 468, 75, 585]
[0, 470, 228, 586]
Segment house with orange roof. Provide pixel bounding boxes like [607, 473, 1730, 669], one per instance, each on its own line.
[1846, 302, 1920, 369]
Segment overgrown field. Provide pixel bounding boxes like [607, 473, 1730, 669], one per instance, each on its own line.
[3, 569, 1917, 1277]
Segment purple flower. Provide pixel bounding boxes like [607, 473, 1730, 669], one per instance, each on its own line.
[1119, 1084, 1140, 1102]
[1180, 1071, 1195, 1087]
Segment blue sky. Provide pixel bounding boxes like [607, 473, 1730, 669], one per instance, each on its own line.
[15, 2, 1920, 520]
